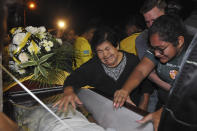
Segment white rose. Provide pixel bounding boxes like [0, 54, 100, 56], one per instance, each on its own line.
[48, 41, 53, 47]
[9, 44, 17, 57]
[13, 33, 26, 45]
[38, 33, 46, 39]
[25, 26, 38, 34]
[18, 52, 29, 63]
[38, 26, 46, 33]
[45, 46, 51, 52]
[56, 38, 62, 45]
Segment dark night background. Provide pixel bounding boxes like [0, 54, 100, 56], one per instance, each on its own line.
[7, 0, 195, 33]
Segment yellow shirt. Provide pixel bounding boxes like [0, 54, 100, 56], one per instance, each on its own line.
[73, 36, 92, 70]
[120, 32, 141, 56]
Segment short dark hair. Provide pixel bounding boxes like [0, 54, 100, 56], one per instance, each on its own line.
[91, 26, 120, 53]
[76, 24, 97, 36]
[140, 0, 167, 14]
[125, 14, 145, 30]
[165, 0, 182, 17]
[148, 15, 186, 47]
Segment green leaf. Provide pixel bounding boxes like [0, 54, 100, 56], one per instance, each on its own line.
[19, 61, 37, 68]
[32, 53, 39, 61]
[42, 62, 51, 68]
[34, 67, 39, 79]
[38, 65, 48, 78]
[38, 53, 54, 64]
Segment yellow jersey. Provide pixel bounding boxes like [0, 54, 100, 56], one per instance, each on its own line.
[120, 32, 141, 56]
[73, 36, 92, 70]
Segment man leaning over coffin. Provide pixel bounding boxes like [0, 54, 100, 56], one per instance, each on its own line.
[54, 26, 154, 112]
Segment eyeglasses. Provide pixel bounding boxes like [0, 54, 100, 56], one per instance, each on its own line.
[150, 44, 170, 55]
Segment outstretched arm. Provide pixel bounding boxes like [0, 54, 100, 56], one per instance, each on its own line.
[53, 86, 83, 111]
[0, 112, 19, 131]
[113, 57, 155, 108]
[138, 93, 150, 111]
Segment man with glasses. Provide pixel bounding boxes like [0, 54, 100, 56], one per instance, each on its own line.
[134, 0, 171, 114]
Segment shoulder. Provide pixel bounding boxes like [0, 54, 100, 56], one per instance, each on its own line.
[136, 30, 148, 41]
[80, 56, 100, 67]
[144, 50, 159, 65]
[122, 51, 139, 61]
[120, 33, 141, 43]
[75, 37, 89, 45]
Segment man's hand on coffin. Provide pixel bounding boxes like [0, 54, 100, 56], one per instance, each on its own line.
[53, 86, 83, 112]
[113, 89, 136, 108]
[136, 107, 163, 131]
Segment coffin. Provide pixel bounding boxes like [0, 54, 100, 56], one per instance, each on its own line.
[4, 87, 153, 131]
[78, 89, 153, 131]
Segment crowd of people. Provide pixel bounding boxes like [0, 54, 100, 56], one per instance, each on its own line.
[1, 0, 197, 130]
[54, 0, 197, 131]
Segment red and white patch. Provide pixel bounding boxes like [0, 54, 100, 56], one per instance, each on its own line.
[169, 70, 178, 80]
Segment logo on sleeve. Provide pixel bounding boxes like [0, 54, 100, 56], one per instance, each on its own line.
[169, 70, 178, 80]
[83, 50, 89, 54]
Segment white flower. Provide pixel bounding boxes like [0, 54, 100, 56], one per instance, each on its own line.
[38, 26, 46, 33]
[56, 38, 62, 45]
[18, 52, 29, 63]
[9, 61, 19, 72]
[41, 40, 48, 47]
[13, 28, 23, 35]
[48, 41, 53, 47]
[8, 61, 16, 70]
[8, 44, 17, 57]
[38, 33, 47, 39]
[28, 44, 34, 54]
[45, 46, 51, 52]
[18, 69, 26, 74]
[25, 26, 38, 34]
[13, 33, 26, 45]
[9, 61, 26, 74]
[28, 42, 41, 54]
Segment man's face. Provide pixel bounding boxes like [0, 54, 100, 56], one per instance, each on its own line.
[126, 25, 138, 36]
[143, 7, 165, 28]
[96, 41, 119, 67]
[86, 28, 96, 42]
[66, 30, 76, 43]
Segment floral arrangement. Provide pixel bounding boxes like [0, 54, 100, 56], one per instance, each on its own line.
[6, 26, 74, 89]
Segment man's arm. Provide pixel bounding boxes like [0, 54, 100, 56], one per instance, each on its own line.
[114, 57, 155, 108]
[148, 70, 171, 91]
[138, 93, 150, 111]
[0, 112, 19, 131]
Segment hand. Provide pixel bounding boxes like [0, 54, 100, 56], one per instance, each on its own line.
[113, 89, 129, 108]
[53, 86, 83, 112]
[126, 96, 136, 106]
[136, 108, 163, 131]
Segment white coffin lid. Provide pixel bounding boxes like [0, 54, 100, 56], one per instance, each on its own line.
[78, 89, 153, 131]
